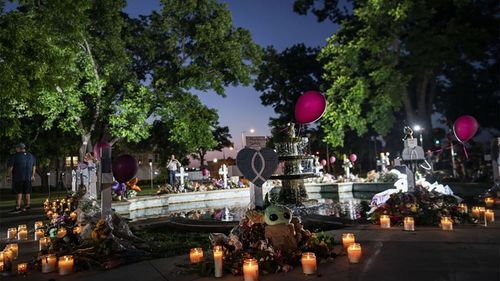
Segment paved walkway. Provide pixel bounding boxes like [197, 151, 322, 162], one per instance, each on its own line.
[1, 206, 499, 281]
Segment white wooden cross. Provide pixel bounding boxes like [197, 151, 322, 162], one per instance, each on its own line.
[175, 166, 188, 189]
[218, 164, 229, 189]
[343, 157, 352, 179]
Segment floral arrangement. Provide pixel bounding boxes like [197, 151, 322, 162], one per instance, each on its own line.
[369, 187, 473, 226]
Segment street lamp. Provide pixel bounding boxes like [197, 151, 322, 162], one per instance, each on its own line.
[413, 125, 424, 147]
[46, 172, 51, 198]
[240, 128, 256, 149]
[213, 158, 218, 163]
[149, 159, 153, 191]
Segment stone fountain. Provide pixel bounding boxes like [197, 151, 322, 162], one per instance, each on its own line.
[271, 123, 317, 205]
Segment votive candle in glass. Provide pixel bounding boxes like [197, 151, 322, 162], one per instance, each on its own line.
[17, 262, 27, 275]
[56, 228, 67, 238]
[2, 249, 13, 273]
[472, 206, 480, 218]
[7, 228, 17, 240]
[243, 258, 259, 281]
[34, 221, 44, 230]
[485, 197, 494, 208]
[189, 248, 204, 264]
[347, 243, 362, 263]
[35, 229, 44, 241]
[301, 252, 317, 275]
[39, 237, 51, 251]
[73, 225, 82, 235]
[213, 246, 223, 278]
[380, 215, 391, 228]
[58, 255, 74, 275]
[6, 244, 18, 260]
[458, 203, 468, 213]
[404, 217, 415, 231]
[441, 217, 453, 231]
[342, 233, 356, 250]
[41, 254, 57, 273]
[70, 211, 78, 221]
[17, 228, 28, 240]
[485, 209, 495, 222]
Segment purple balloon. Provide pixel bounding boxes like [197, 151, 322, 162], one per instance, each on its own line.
[329, 156, 336, 164]
[320, 159, 327, 166]
[349, 154, 357, 162]
[112, 182, 126, 196]
[202, 168, 209, 177]
[113, 154, 138, 183]
[294, 91, 327, 124]
[93, 141, 111, 160]
[453, 115, 479, 142]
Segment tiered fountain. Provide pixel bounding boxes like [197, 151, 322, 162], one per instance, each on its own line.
[271, 123, 317, 204]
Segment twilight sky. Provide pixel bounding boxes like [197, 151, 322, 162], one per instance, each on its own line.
[125, 0, 337, 160]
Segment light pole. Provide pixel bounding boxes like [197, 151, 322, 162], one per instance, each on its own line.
[240, 128, 255, 149]
[149, 159, 153, 192]
[46, 172, 51, 199]
[413, 125, 424, 148]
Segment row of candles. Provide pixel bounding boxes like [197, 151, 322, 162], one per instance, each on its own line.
[188, 241, 363, 280]
[2, 221, 80, 276]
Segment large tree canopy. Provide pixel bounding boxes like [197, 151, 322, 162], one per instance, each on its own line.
[297, 0, 498, 147]
[0, 0, 261, 158]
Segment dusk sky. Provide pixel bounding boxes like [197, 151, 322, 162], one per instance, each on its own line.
[125, 0, 338, 160]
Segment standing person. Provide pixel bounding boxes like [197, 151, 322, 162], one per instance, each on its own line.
[6, 143, 36, 213]
[166, 155, 181, 186]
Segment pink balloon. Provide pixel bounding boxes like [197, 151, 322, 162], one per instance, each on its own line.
[329, 156, 336, 164]
[93, 141, 111, 159]
[320, 159, 327, 166]
[453, 115, 479, 142]
[294, 91, 327, 124]
[349, 154, 357, 162]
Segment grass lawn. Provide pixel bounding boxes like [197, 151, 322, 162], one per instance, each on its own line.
[0, 188, 70, 208]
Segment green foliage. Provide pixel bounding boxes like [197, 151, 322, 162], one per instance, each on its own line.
[313, 0, 498, 147]
[0, 0, 261, 156]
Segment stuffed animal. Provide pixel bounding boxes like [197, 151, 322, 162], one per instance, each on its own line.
[291, 216, 311, 244]
[264, 205, 297, 251]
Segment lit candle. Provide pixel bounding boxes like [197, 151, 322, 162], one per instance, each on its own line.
[17, 262, 28, 275]
[58, 255, 74, 275]
[213, 246, 223, 278]
[485, 197, 495, 208]
[35, 221, 44, 230]
[39, 237, 51, 251]
[458, 203, 468, 213]
[73, 225, 82, 235]
[479, 207, 486, 219]
[347, 243, 362, 263]
[189, 248, 204, 264]
[17, 228, 28, 240]
[0, 261, 3, 272]
[380, 215, 391, 228]
[57, 228, 67, 238]
[242, 258, 259, 281]
[17, 224, 27, 231]
[485, 209, 495, 222]
[301, 252, 317, 275]
[342, 233, 356, 250]
[35, 229, 45, 241]
[70, 211, 78, 221]
[471, 206, 480, 218]
[41, 254, 57, 273]
[2, 249, 13, 273]
[441, 217, 453, 231]
[46, 210, 53, 218]
[7, 228, 17, 240]
[404, 217, 415, 231]
[6, 244, 18, 259]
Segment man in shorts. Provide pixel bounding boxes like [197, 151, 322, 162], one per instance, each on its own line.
[7, 143, 36, 213]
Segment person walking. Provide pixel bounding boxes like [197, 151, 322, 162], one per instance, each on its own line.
[166, 155, 181, 186]
[7, 143, 36, 213]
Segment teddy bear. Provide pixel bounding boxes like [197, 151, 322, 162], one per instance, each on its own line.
[264, 205, 297, 252]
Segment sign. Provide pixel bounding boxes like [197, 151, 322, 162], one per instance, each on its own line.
[245, 136, 268, 150]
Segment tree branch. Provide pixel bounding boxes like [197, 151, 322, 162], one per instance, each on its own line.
[82, 38, 103, 136]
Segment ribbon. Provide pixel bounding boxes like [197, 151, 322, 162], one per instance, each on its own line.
[250, 151, 266, 184]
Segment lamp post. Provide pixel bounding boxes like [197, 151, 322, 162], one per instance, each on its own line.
[46, 172, 51, 199]
[149, 159, 153, 192]
[413, 125, 424, 148]
[240, 128, 255, 149]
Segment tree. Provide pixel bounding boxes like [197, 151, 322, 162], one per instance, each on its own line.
[297, 0, 498, 147]
[0, 0, 261, 158]
[254, 44, 324, 142]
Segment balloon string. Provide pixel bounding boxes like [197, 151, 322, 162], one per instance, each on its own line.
[462, 143, 469, 159]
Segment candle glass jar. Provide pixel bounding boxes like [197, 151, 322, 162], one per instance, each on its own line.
[243, 258, 259, 281]
[58, 255, 74, 275]
[301, 252, 317, 275]
[404, 217, 415, 231]
[348, 243, 362, 263]
[342, 233, 356, 250]
[189, 248, 204, 264]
